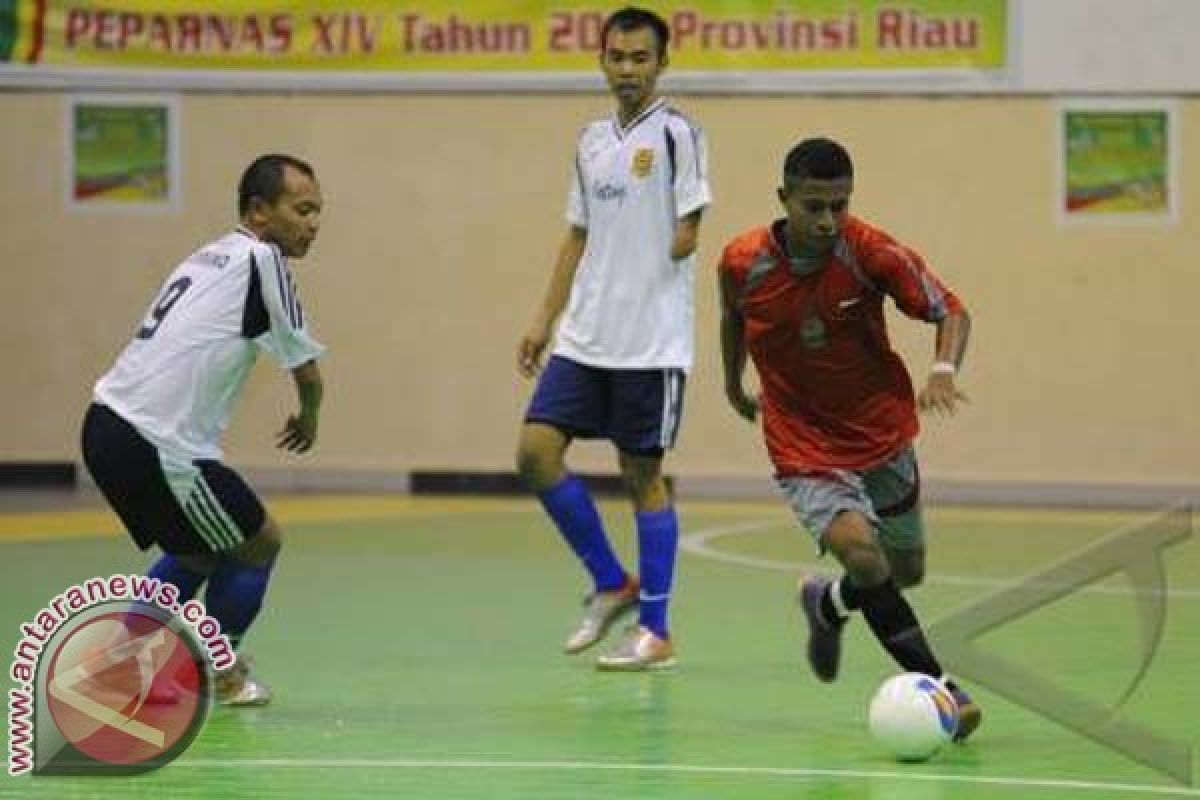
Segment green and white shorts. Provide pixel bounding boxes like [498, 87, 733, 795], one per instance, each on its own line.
[775, 446, 925, 554]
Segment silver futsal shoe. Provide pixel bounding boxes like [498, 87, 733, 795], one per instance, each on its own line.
[215, 656, 273, 707]
[595, 625, 677, 672]
[563, 577, 639, 654]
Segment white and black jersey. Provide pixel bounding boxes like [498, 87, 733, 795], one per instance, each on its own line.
[94, 226, 325, 463]
[556, 98, 712, 372]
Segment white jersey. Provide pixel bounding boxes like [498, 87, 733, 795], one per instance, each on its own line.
[555, 98, 711, 371]
[94, 226, 325, 461]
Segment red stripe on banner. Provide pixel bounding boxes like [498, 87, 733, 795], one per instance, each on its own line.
[26, 0, 46, 63]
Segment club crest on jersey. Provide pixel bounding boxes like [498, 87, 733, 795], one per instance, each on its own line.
[801, 315, 828, 349]
[631, 148, 655, 178]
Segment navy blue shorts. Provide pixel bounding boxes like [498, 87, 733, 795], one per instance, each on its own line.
[524, 355, 686, 457]
[81, 403, 266, 555]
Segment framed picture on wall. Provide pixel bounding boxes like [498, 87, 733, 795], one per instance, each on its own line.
[1058, 98, 1176, 223]
[66, 94, 181, 212]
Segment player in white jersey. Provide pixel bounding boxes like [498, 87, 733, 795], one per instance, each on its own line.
[81, 154, 325, 705]
[516, 7, 712, 671]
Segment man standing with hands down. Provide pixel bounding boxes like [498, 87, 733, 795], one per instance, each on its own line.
[516, 7, 711, 671]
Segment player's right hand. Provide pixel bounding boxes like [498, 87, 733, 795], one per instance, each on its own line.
[517, 327, 550, 378]
[276, 413, 317, 453]
[918, 374, 969, 417]
[725, 385, 760, 422]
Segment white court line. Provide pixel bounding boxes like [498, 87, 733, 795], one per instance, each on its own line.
[172, 758, 1200, 796]
[680, 520, 1200, 599]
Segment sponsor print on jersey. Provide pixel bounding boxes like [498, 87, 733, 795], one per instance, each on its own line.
[592, 182, 627, 203]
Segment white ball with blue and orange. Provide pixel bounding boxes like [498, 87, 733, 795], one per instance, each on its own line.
[867, 672, 959, 762]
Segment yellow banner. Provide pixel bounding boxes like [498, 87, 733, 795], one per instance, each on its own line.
[22, 1, 1006, 71]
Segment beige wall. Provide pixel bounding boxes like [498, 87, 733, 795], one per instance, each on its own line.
[1, 92, 1196, 486]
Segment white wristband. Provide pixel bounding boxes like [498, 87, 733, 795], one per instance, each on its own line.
[931, 361, 957, 375]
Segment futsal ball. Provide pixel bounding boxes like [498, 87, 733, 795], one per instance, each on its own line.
[867, 673, 958, 762]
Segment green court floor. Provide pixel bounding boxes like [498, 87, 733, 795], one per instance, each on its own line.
[1, 496, 1197, 799]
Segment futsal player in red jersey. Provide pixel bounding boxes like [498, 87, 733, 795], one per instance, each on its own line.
[717, 137, 981, 741]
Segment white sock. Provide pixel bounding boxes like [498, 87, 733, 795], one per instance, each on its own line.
[829, 577, 852, 621]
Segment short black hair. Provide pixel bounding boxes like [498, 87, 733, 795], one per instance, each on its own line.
[783, 138, 854, 185]
[602, 7, 670, 56]
[238, 154, 315, 215]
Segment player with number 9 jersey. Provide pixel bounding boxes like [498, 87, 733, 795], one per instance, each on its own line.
[95, 225, 323, 462]
[80, 155, 326, 707]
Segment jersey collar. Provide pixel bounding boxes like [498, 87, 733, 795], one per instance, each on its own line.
[771, 218, 833, 278]
[612, 97, 667, 139]
[234, 225, 259, 240]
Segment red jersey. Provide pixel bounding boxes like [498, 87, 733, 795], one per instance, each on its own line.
[719, 216, 965, 475]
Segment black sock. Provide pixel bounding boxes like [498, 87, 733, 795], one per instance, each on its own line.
[854, 579, 944, 677]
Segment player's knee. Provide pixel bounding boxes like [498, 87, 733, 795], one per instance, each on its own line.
[516, 444, 554, 489]
[177, 553, 218, 576]
[515, 430, 564, 490]
[826, 515, 890, 586]
[622, 473, 667, 511]
[619, 467, 651, 497]
[232, 516, 282, 567]
[514, 442, 540, 480]
[617, 456, 668, 511]
[886, 549, 926, 589]
[841, 546, 890, 587]
[892, 562, 925, 589]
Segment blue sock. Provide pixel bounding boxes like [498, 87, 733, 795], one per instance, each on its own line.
[124, 555, 208, 635]
[538, 475, 627, 592]
[147, 554, 206, 601]
[204, 560, 274, 651]
[636, 507, 679, 639]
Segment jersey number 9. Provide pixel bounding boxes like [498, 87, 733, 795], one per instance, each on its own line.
[136, 276, 193, 340]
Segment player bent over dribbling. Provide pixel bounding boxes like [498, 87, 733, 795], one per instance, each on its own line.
[718, 137, 981, 741]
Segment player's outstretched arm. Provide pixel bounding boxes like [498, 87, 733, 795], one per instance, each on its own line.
[518, 226, 587, 378]
[277, 359, 323, 453]
[918, 309, 971, 416]
[718, 269, 759, 422]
